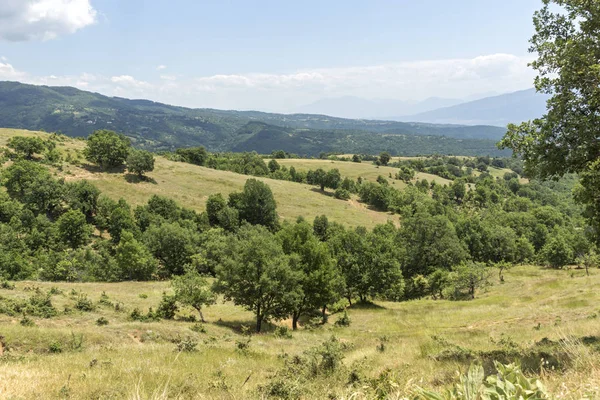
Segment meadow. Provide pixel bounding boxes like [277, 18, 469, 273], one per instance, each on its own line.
[0, 129, 394, 229]
[0, 266, 599, 399]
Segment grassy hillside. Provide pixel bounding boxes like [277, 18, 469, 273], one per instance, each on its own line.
[0, 81, 510, 156]
[274, 158, 453, 186]
[0, 129, 395, 229]
[0, 266, 598, 399]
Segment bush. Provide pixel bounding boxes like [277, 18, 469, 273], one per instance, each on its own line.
[334, 188, 351, 200]
[414, 362, 549, 399]
[96, 317, 109, 326]
[74, 295, 95, 312]
[274, 326, 293, 339]
[156, 293, 178, 320]
[0, 281, 15, 290]
[49, 341, 62, 353]
[20, 315, 35, 327]
[175, 338, 198, 353]
[334, 311, 351, 327]
[190, 323, 206, 333]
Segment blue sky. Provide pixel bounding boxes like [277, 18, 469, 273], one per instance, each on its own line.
[0, 0, 543, 112]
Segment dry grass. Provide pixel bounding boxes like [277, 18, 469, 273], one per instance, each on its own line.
[1, 266, 599, 399]
[0, 128, 395, 229]
[274, 158, 452, 186]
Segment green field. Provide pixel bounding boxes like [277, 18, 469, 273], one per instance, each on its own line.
[274, 158, 453, 186]
[0, 129, 395, 229]
[0, 266, 598, 399]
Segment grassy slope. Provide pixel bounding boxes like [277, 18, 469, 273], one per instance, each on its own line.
[274, 158, 453, 186]
[0, 267, 599, 399]
[0, 129, 395, 229]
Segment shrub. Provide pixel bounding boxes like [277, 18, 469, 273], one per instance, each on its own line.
[334, 311, 351, 327]
[20, 315, 35, 327]
[274, 326, 293, 339]
[49, 341, 62, 353]
[190, 323, 207, 333]
[156, 292, 178, 320]
[96, 317, 109, 326]
[334, 188, 351, 200]
[74, 295, 95, 312]
[27, 293, 58, 318]
[414, 362, 549, 399]
[175, 338, 198, 353]
[0, 281, 15, 290]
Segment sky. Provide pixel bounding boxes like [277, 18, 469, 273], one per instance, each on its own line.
[0, 0, 543, 112]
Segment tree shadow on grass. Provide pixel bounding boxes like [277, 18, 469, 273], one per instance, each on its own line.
[125, 173, 157, 185]
[309, 187, 334, 197]
[213, 318, 278, 334]
[348, 300, 386, 310]
[80, 163, 126, 174]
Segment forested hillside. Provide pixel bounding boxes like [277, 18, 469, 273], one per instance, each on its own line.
[0, 81, 508, 156]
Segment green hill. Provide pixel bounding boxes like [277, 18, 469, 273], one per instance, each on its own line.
[0, 81, 509, 156]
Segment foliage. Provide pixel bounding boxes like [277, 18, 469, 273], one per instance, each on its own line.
[172, 268, 216, 322]
[214, 224, 302, 332]
[126, 149, 155, 177]
[414, 362, 548, 400]
[7, 136, 46, 159]
[84, 129, 131, 169]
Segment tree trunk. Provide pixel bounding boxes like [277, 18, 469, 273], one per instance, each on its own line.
[347, 296, 352, 306]
[196, 308, 206, 323]
[292, 312, 299, 330]
[586, 264, 590, 276]
[321, 305, 328, 324]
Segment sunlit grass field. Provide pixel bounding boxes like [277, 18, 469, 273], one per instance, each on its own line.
[0, 266, 599, 399]
[0, 129, 395, 229]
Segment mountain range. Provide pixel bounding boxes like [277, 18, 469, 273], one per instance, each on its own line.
[0, 80, 513, 156]
[297, 89, 549, 126]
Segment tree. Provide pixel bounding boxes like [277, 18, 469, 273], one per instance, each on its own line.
[230, 179, 279, 230]
[144, 222, 196, 276]
[576, 249, 599, 277]
[7, 136, 46, 159]
[206, 194, 227, 226]
[57, 210, 92, 248]
[499, 1, 600, 239]
[313, 168, 327, 191]
[115, 230, 158, 280]
[173, 268, 216, 322]
[268, 159, 280, 173]
[2, 161, 64, 216]
[278, 221, 342, 329]
[65, 180, 100, 221]
[84, 130, 131, 169]
[379, 152, 391, 166]
[176, 146, 208, 166]
[447, 262, 490, 300]
[126, 149, 155, 177]
[213, 225, 302, 332]
[540, 232, 574, 268]
[325, 169, 342, 191]
[352, 154, 361, 163]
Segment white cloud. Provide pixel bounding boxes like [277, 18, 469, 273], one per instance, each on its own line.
[111, 75, 151, 88]
[0, 53, 536, 112]
[157, 65, 167, 71]
[0, 0, 97, 41]
[0, 61, 27, 80]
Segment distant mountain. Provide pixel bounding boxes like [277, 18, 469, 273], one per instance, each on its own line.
[296, 96, 463, 119]
[399, 89, 549, 126]
[0, 81, 509, 156]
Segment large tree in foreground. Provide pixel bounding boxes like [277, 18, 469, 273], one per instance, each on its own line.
[214, 224, 301, 332]
[84, 130, 131, 169]
[499, 1, 600, 240]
